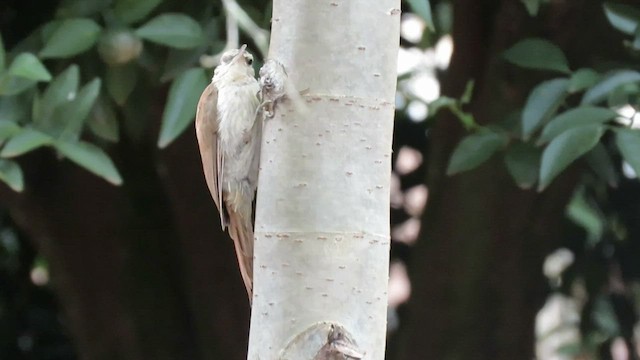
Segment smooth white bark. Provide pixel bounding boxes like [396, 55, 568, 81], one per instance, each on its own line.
[248, 1, 399, 358]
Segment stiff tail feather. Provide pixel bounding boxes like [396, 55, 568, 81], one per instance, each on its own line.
[227, 206, 254, 301]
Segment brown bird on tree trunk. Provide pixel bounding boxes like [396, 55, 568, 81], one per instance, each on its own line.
[195, 45, 261, 300]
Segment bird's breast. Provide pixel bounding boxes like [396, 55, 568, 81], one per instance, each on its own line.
[216, 78, 260, 148]
[215, 76, 260, 183]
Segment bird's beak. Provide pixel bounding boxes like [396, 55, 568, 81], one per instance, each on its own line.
[231, 44, 248, 64]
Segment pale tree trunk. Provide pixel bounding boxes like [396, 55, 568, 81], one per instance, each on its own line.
[247, 0, 400, 359]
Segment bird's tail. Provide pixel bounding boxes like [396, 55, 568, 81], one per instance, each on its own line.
[226, 204, 254, 301]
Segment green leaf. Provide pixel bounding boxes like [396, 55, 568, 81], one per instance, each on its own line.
[615, 128, 640, 178]
[0, 95, 29, 123]
[39, 65, 80, 125]
[0, 75, 37, 96]
[568, 68, 600, 93]
[581, 70, 640, 105]
[58, 78, 102, 139]
[555, 343, 583, 357]
[42, 65, 80, 106]
[503, 38, 571, 74]
[603, 2, 640, 35]
[105, 64, 138, 105]
[55, 0, 112, 17]
[566, 188, 604, 245]
[0, 120, 21, 142]
[538, 106, 617, 144]
[607, 82, 639, 108]
[586, 143, 618, 187]
[88, 97, 119, 142]
[634, 26, 640, 50]
[161, 46, 208, 82]
[407, 0, 435, 31]
[160, 18, 220, 82]
[0, 159, 24, 192]
[114, 0, 163, 25]
[54, 141, 122, 185]
[0, 34, 6, 72]
[504, 142, 541, 189]
[538, 125, 604, 191]
[428, 96, 457, 118]
[39, 18, 102, 59]
[157, 67, 208, 148]
[461, 80, 475, 104]
[592, 296, 621, 337]
[522, 78, 569, 139]
[0, 128, 52, 158]
[446, 129, 508, 175]
[135, 13, 204, 49]
[7, 53, 52, 81]
[521, 0, 541, 16]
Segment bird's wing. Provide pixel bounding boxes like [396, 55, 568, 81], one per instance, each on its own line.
[195, 82, 227, 229]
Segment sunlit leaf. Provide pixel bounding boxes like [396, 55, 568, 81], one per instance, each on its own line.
[581, 70, 640, 105]
[406, 0, 435, 31]
[157, 67, 208, 148]
[538, 125, 604, 191]
[7, 53, 52, 81]
[0, 159, 24, 192]
[55, 140, 122, 185]
[39, 65, 80, 126]
[58, 78, 102, 139]
[538, 106, 617, 144]
[135, 13, 204, 49]
[568, 68, 600, 93]
[503, 38, 571, 74]
[446, 129, 508, 175]
[504, 142, 540, 189]
[603, 2, 640, 35]
[0, 128, 52, 158]
[114, 0, 163, 25]
[522, 78, 569, 139]
[615, 128, 640, 179]
[39, 18, 102, 59]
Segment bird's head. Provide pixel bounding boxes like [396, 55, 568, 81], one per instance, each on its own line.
[214, 44, 255, 79]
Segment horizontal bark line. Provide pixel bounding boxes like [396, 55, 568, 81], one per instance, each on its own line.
[255, 231, 390, 243]
[300, 94, 395, 108]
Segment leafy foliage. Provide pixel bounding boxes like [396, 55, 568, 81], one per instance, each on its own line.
[0, 0, 266, 191]
[446, 16, 640, 192]
[503, 38, 571, 74]
[435, 4, 640, 356]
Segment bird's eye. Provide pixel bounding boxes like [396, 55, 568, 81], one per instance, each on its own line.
[247, 58, 253, 65]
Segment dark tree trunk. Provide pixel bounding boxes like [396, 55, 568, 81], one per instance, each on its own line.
[0, 116, 250, 360]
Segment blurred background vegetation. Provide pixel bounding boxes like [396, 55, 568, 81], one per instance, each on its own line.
[2, 0, 640, 359]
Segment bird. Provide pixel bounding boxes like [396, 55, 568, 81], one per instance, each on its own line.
[195, 45, 261, 300]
